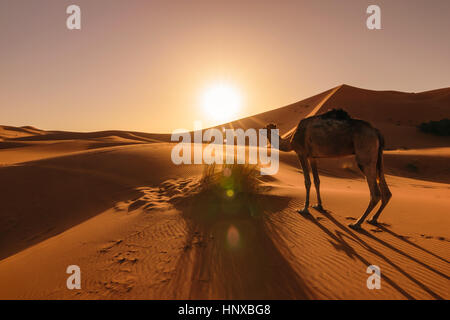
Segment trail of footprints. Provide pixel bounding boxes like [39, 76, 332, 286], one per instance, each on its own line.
[114, 177, 202, 214]
[82, 178, 202, 296]
[88, 210, 188, 297]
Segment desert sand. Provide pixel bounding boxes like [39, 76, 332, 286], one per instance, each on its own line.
[0, 85, 449, 299]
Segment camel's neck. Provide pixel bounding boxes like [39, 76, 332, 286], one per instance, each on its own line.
[267, 129, 293, 152]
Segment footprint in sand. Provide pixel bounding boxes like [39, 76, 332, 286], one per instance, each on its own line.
[116, 177, 201, 214]
[99, 239, 123, 253]
[115, 254, 138, 265]
[128, 199, 147, 212]
[421, 234, 449, 242]
[104, 276, 136, 293]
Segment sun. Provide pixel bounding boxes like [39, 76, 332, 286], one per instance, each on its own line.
[201, 83, 242, 122]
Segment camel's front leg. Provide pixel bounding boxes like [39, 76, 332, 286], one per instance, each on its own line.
[310, 158, 324, 211]
[297, 154, 311, 215]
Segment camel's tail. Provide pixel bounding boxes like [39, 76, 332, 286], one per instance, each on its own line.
[375, 129, 392, 213]
[375, 129, 392, 200]
[376, 129, 385, 177]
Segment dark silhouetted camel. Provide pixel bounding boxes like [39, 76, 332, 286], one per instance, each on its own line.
[266, 109, 391, 229]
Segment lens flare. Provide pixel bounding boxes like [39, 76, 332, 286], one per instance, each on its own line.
[226, 225, 240, 248]
[223, 167, 232, 177]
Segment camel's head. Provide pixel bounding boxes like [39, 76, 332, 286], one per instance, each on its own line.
[265, 123, 277, 131]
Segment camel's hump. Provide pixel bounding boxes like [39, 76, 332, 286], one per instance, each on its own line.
[318, 108, 351, 120]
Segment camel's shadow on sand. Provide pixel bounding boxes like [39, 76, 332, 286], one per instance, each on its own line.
[300, 206, 448, 300]
[163, 186, 448, 299]
[142, 162, 447, 299]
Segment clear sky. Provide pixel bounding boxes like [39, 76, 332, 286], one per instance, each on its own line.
[1, 0, 449, 132]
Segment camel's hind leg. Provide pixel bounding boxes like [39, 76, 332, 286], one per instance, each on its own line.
[368, 163, 392, 225]
[309, 158, 323, 211]
[297, 154, 311, 214]
[349, 161, 381, 230]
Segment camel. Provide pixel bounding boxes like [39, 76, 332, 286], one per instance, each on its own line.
[266, 109, 392, 230]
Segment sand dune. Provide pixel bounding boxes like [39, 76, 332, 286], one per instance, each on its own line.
[218, 84, 450, 149]
[218, 87, 335, 133]
[315, 85, 450, 149]
[0, 127, 172, 165]
[8, 129, 170, 144]
[0, 125, 46, 141]
[318, 85, 450, 126]
[0, 85, 448, 299]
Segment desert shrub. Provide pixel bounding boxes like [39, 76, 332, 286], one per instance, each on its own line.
[185, 163, 265, 226]
[201, 163, 262, 196]
[418, 119, 450, 136]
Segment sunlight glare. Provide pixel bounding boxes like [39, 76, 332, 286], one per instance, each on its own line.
[201, 83, 242, 122]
